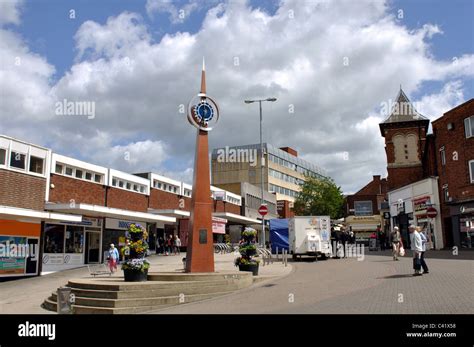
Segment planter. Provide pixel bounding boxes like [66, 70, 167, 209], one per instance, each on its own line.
[123, 268, 148, 282]
[238, 263, 259, 276]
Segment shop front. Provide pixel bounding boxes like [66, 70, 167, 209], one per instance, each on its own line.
[450, 202, 474, 249]
[0, 219, 41, 278]
[344, 215, 381, 246]
[42, 217, 102, 273]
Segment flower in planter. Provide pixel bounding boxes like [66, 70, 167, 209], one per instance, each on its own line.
[121, 223, 149, 274]
[235, 227, 260, 269]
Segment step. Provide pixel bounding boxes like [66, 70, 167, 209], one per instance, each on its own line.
[55, 281, 245, 299]
[44, 291, 235, 314]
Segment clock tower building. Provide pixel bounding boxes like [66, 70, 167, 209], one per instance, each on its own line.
[379, 89, 430, 191]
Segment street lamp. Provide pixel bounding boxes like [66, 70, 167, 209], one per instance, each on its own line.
[244, 97, 277, 247]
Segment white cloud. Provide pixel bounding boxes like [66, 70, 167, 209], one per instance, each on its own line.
[1, 0, 473, 194]
[0, 0, 23, 26]
[146, 0, 199, 24]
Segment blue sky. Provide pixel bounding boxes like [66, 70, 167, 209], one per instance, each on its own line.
[1, 0, 473, 193]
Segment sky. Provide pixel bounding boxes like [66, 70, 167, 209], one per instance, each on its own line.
[0, 0, 473, 194]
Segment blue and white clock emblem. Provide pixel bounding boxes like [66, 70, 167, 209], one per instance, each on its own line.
[194, 101, 214, 123]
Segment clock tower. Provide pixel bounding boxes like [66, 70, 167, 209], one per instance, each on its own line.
[379, 88, 430, 191]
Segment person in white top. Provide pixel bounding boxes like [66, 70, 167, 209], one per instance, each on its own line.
[417, 226, 429, 274]
[409, 225, 423, 276]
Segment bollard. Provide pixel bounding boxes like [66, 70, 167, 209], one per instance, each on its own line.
[57, 287, 73, 314]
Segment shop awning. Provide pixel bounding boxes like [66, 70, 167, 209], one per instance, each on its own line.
[0, 205, 82, 223]
[45, 203, 176, 224]
[147, 208, 190, 218]
[212, 212, 260, 225]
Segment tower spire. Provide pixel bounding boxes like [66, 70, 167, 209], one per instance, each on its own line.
[200, 57, 206, 94]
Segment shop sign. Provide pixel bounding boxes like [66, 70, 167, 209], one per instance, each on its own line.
[0, 236, 39, 276]
[212, 217, 227, 234]
[413, 196, 431, 216]
[58, 217, 102, 228]
[105, 218, 142, 230]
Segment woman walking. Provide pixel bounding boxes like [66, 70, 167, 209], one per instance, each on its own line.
[390, 226, 401, 261]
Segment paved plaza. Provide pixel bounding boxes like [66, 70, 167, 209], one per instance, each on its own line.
[0, 250, 472, 314]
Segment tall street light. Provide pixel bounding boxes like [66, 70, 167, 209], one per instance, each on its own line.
[244, 97, 277, 247]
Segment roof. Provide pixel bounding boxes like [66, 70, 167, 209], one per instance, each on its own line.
[381, 89, 428, 124]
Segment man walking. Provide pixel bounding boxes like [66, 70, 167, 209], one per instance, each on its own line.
[409, 225, 423, 276]
[418, 226, 429, 274]
[390, 226, 401, 261]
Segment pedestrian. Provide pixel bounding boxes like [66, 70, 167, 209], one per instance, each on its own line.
[390, 226, 401, 261]
[174, 235, 181, 255]
[155, 237, 160, 255]
[409, 225, 423, 276]
[107, 243, 120, 273]
[167, 234, 173, 255]
[349, 229, 355, 244]
[418, 226, 429, 274]
[379, 231, 386, 251]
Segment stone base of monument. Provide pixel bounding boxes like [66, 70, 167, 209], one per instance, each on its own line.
[42, 271, 252, 314]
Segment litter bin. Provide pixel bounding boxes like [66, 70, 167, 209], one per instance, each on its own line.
[57, 287, 73, 314]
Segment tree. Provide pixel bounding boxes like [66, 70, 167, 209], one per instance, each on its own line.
[293, 177, 344, 219]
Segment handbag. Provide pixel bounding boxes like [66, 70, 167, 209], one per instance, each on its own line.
[399, 239, 405, 257]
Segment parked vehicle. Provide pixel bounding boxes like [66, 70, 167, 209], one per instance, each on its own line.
[288, 216, 332, 261]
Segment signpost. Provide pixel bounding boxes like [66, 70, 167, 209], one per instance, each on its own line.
[258, 205, 268, 248]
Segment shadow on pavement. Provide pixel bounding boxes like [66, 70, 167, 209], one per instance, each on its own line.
[378, 274, 417, 279]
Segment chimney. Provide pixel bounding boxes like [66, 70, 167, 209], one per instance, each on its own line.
[279, 147, 298, 157]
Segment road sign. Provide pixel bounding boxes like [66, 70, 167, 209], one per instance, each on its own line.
[426, 207, 438, 218]
[258, 205, 268, 216]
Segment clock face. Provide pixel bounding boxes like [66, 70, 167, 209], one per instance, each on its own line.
[194, 101, 214, 123]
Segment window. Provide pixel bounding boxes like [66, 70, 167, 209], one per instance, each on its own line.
[126, 182, 131, 190]
[75, 169, 83, 179]
[140, 186, 145, 193]
[94, 174, 102, 183]
[464, 116, 474, 138]
[469, 160, 474, 183]
[55, 163, 63, 174]
[85, 172, 92, 180]
[440, 147, 446, 166]
[443, 187, 449, 202]
[118, 181, 124, 188]
[112, 178, 117, 186]
[133, 184, 138, 192]
[10, 151, 26, 170]
[65, 226, 83, 254]
[65, 167, 73, 176]
[354, 201, 373, 216]
[43, 224, 65, 254]
[0, 148, 5, 165]
[29, 156, 44, 174]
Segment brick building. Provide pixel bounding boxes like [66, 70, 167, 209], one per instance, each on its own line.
[344, 175, 389, 244]
[0, 134, 257, 277]
[432, 98, 474, 248]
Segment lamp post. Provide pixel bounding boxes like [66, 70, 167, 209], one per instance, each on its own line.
[244, 97, 277, 247]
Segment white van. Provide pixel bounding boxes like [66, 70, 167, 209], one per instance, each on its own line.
[288, 216, 332, 260]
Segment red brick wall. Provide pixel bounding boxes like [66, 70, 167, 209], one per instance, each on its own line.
[213, 200, 240, 214]
[346, 195, 380, 215]
[433, 99, 474, 241]
[106, 187, 148, 212]
[382, 125, 428, 191]
[277, 200, 295, 218]
[0, 169, 45, 210]
[149, 188, 191, 210]
[49, 174, 105, 205]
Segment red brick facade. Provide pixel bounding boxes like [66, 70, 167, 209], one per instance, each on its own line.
[381, 124, 429, 191]
[106, 187, 149, 212]
[277, 199, 295, 218]
[432, 99, 474, 247]
[49, 174, 105, 205]
[149, 188, 191, 210]
[0, 169, 46, 210]
[345, 175, 388, 216]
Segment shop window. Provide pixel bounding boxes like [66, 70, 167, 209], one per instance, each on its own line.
[0, 148, 5, 165]
[10, 151, 26, 170]
[94, 174, 102, 183]
[75, 169, 83, 179]
[85, 172, 92, 180]
[44, 224, 65, 253]
[65, 167, 73, 176]
[29, 155, 44, 174]
[65, 226, 84, 253]
[55, 163, 63, 174]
